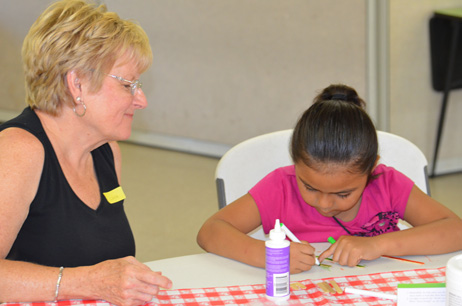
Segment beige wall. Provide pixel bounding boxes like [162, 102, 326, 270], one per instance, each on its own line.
[390, 0, 462, 174]
[1, 0, 461, 174]
[0, 0, 366, 146]
[124, 0, 367, 146]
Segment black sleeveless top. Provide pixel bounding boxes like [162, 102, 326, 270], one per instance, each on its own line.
[3, 108, 135, 267]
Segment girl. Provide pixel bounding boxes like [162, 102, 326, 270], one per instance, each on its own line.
[197, 84, 462, 274]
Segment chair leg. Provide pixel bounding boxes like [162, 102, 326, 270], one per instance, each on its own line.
[430, 89, 451, 177]
[430, 20, 460, 177]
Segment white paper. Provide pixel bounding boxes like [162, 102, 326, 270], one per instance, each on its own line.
[397, 284, 446, 306]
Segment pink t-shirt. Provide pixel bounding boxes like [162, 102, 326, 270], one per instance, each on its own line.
[249, 164, 414, 242]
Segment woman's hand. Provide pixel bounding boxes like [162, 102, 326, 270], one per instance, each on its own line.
[80, 256, 172, 306]
[289, 241, 317, 274]
[318, 236, 382, 267]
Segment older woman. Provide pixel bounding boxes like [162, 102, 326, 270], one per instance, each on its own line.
[0, 0, 171, 304]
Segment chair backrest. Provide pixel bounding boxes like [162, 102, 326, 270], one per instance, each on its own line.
[215, 129, 294, 210]
[376, 131, 430, 195]
[215, 129, 430, 239]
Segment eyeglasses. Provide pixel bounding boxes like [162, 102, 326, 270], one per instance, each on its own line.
[106, 74, 142, 95]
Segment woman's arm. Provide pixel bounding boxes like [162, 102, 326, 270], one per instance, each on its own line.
[0, 257, 171, 305]
[0, 128, 59, 301]
[0, 128, 43, 259]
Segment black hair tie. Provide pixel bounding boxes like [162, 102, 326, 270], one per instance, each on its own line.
[331, 94, 347, 101]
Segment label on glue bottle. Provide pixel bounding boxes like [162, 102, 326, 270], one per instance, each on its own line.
[265, 219, 290, 301]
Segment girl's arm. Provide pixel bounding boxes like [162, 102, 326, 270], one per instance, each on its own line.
[319, 185, 462, 266]
[378, 184, 462, 255]
[197, 194, 317, 273]
[197, 194, 266, 268]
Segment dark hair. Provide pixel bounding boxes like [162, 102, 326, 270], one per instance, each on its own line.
[290, 84, 378, 175]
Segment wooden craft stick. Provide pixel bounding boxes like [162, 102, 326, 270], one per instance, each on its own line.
[317, 282, 335, 293]
[290, 282, 307, 290]
[317, 282, 329, 293]
[329, 280, 343, 294]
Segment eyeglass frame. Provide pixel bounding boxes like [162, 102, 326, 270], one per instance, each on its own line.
[106, 74, 142, 95]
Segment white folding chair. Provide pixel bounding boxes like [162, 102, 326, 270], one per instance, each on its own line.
[215, 129, 430, 239]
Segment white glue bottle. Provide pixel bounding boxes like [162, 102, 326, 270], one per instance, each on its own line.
[446, 254, 462, 305]
[265, 219, 290, 302]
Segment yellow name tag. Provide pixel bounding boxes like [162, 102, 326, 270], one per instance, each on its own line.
[103, 186, 126, 204]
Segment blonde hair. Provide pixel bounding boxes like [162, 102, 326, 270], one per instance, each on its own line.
[22, 0, 153, 115]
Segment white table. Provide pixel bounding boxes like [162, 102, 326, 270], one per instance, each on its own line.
[145, 243, 461, 290]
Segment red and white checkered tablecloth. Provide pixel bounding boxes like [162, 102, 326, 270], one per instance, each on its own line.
[2, 267, 446, 306]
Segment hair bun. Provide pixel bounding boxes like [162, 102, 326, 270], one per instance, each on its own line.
[314, 84, 365, 108]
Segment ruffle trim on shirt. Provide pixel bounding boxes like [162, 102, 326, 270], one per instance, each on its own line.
[351, 211, 400, 237]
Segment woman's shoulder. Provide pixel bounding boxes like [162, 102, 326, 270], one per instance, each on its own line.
[0, 109, 46, 183]
[0, 127, 43, 154]
[0, 128, 44, 180]
[0, 108, 45, 143]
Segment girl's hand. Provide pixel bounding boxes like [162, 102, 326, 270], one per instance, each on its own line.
[318, 236, 382, 267]
[289, 241, 317, 274]
[84, 256, 172, 306]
